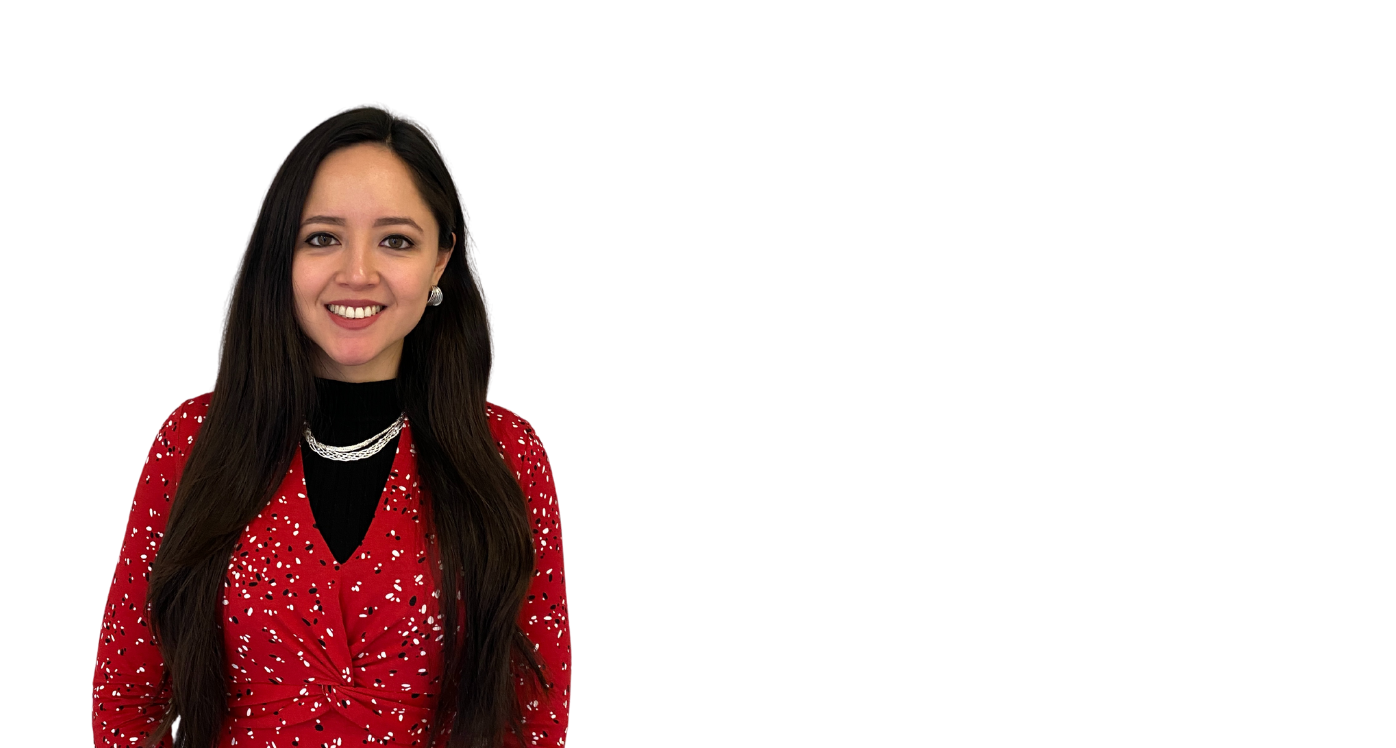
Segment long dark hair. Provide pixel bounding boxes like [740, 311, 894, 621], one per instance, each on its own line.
[145, 107, 546, 748]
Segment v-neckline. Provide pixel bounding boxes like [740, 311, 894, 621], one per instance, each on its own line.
[293, 418, 413, 572]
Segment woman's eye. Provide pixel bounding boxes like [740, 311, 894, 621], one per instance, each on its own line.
[303, 232, 412, 249]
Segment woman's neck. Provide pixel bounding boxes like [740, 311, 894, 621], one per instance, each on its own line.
[309, 376, 403, 444]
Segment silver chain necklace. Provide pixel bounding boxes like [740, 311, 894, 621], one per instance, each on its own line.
[303, 412, 407, 462]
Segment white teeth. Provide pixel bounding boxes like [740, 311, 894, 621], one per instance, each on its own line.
[328, 304, 383, 319]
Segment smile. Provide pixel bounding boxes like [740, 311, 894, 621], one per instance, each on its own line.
[323, 302, 385, 329]
[327, 304, 384, 319]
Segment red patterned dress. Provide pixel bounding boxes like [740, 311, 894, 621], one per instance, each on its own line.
[92, 393, 571, 747]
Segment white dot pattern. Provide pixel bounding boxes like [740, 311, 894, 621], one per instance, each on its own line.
[91, 393, 571, 747]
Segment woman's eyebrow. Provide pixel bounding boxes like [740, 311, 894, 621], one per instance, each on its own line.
[299, 216, 422, 230]
[373, 217, 422, 230]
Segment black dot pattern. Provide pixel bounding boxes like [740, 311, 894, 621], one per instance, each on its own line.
[92, 393, 571, 747]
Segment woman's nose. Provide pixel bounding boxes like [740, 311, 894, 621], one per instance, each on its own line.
[337, 240, 378, 286]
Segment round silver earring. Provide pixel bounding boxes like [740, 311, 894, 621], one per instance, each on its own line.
[428, 285, 444, 306]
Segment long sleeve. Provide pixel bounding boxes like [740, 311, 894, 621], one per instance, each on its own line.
[505, 415, 571, 747]
[92, 398, 206, 748]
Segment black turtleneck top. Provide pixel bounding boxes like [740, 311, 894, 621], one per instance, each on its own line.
[301, 377, 403, 564]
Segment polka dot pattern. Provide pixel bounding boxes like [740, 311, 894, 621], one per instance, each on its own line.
[92, 393, 571, 747]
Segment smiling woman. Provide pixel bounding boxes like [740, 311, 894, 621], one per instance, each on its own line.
[292, 143, 455, 381]
[91, 108, 570, 748]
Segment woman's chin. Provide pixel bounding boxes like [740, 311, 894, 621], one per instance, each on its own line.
[322, 344, 384, 370]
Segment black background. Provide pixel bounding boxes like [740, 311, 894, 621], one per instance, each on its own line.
[38, 94, 753, 742]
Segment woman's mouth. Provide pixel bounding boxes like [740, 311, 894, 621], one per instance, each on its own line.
[327, 303, 384, 319]
[325, 303, 386, 329]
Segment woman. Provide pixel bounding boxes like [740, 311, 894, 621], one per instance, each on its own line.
[91, 107, 570, 748]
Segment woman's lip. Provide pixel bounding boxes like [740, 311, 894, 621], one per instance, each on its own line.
[325, 304, 385, 330]
[326, 299, 387, 307]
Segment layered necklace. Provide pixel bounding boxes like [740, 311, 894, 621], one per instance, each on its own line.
[303, 412, 407, 462]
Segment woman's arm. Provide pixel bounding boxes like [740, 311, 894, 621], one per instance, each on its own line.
[500, 414, 572, 748]
[91, 398, 207, 748]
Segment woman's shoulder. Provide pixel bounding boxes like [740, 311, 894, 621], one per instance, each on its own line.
[125, 393, 214, 520]
[483, 401, 530, 438]
[152, 391, 214, 458]
[484, 401, 548, 454]
[163, 391, 214, 429]
[176, 391, 214, 413]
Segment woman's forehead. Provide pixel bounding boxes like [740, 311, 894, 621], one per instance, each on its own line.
[302, 144, 433, 225]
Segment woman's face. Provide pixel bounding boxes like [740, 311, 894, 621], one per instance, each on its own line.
[292, 143, 453, 382]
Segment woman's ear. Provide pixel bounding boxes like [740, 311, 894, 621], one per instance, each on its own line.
[432, 232, 456, 284]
